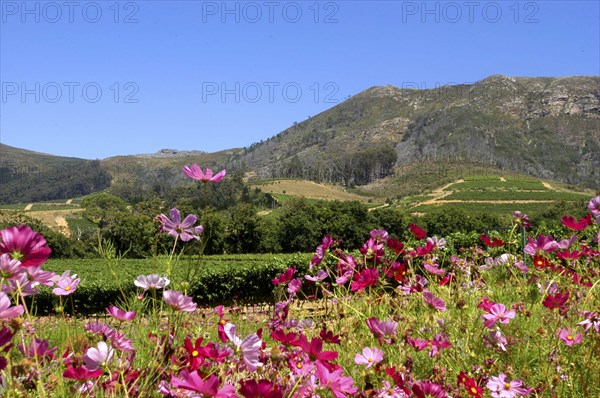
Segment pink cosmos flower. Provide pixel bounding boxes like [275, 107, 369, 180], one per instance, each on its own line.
[63, 366, 103, 380]
[52, 271, 80, 296]
[224, 322, 263, 371]
[0, 292, 24, 319]
[561, 214, 593, 231]
[485, 330, 508, 352]
[163, 290, 197, 312]
[0, 225, 52, 267]
[351, 268, 379, 292]
[423, 289, 447, 311]
[25, 265, 55, 286]
[183, 164, 226, 183]
[171, 371, 221, 395]
[106, 305, 136, 321]
[18, 338, 57, 360]
[83, 341, 114, 370]
[239, 379, 283, 398]
[354, 346, 384, 368]
[310, 235, 333, 269]
[486, 373, 530, 398]
[482, 304, 516, 329]
[360, 238, 385, 263]
[315, 360, 358, 397]
[366, 317, 398, 345]
[156, 208, 203, 242]
[134, 274, 170, 291]
[370, 229, 389, 242]
[412, 380, 448, 398]
[558, 327, 582, 346]
[0, 253, 23, 280]
[577, 311, 600, 333]
[272, 267, 296, 285]
[512, 211, 531, 229]
[588, 195, 600, 216]
[305, 269, 328, 283]
[408, 223, 427, 239]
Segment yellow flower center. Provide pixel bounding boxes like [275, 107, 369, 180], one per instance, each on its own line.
[368, 357, 373, 362]
[504, 383, 511, 389]
[296, 362, 303, 369]
[471, 387, 478, 394]
[192, 350, 199, 357]
[567, 335, 573, 341]
[65, 286, 71, 291]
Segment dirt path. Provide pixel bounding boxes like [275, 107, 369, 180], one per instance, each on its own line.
[419, 179, 464, 205]
[541, 181, 554, 190]
[24, 204, 33, 211]
[54, 216, 71, 237]
[499, 176, 506, 182]
[66, 199, 73, 204]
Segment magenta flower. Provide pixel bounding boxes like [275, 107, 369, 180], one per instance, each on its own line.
[351, 268, 379, 292]
[25, 265, 55, 286]
[482, 304, 516, 329]
[224, 322, 263, 371]
[0, 225, 52, 267]
[486, 373, 530, 398]
[366, 317, 398, 345]
[156, 208, 204, 242]
[412, 380, 448, 398]
[561, 214, 593, 231]
[18, 338, 57, 360]
[63, 366, 103, 380]
[354, 346, 384, 368]
[52, 271, 80, 296]
[163, 290, 197, 312]
[239, 379, 282, 398]
[106, 305, 136, 321]
[83, 341, 114, 370]
[485, 330, 508, 352]
[272, 267, 296, 285]
[183, 164, 226, 183]
[558, 328, 583, 346]
[360, 238, 385, 263]
[423, 290, 447, 311]
[134, 274, 170, 291]
[0, 292, 24, 319]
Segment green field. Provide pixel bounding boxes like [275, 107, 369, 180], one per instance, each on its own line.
[410, 202, 558, 215]
[445, 180, 548, 191]
[442, 190, 590, 201]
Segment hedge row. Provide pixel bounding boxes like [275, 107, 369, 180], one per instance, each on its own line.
[29, 254, 311, 315]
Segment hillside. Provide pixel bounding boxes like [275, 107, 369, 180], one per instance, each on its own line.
[0, 144, 111, 204]
[232, 75, 600, 189]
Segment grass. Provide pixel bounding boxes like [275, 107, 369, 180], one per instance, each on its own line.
[445, 180, 548, 191]
[253, 179, 372, 202]
[410, 202, 558, 215]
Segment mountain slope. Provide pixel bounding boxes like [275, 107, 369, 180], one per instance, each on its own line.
[0, 144, 112, 204]
[233, 75, 600, 188]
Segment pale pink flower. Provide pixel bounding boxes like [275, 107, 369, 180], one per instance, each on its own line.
[354, 347, 384, 368]
[183, 164, 226, 183]
[155, 208, 203, 242]
[486, 373, 530, 398]
[224, 322, 263, 371]
[315, 360, 358, 397]
[558, 328, 582, 346]
[482, 304, 516, 329]
[52, 271, 80, 296]
[83, 341, 114, 370]
[134, 274, 170, 291]
[106, 305, 136, 321]
[366, 317, 398, 345]
[0, 292, 24, 319]
[163, 290, 197, 312]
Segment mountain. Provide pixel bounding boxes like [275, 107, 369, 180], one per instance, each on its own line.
[232, 75, 600, 188]
[2, 75, 598, 204]
[0, 144, 112, 203]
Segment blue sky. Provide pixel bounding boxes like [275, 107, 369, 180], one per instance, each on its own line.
[1, 0, 599, 159]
